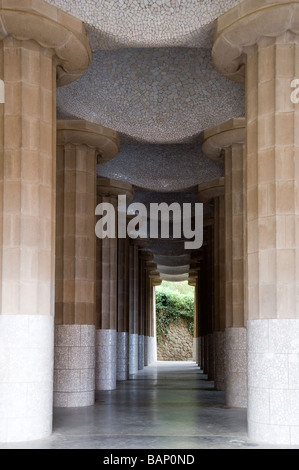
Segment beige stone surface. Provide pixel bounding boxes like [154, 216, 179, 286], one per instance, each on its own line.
[213, 0, 299, 321]
[0, 0, 91, 86]
[57, 120, 120, 163]
[96, 178, 135, 330]
[203, 118, 246, 328]
[0, 38, 56, 317]
[158, 318, 193, 362]
[55, 121, 104, 326]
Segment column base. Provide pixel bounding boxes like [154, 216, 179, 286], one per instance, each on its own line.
[129, 333, 139, 375]
[54, 325, 95, 408]
[203, 335, 209, 375]
[208, 333, 215, 381]
[147, 336, 157, 365]
[0, 315, 54, 443]
[144, 336, 149, 367]
[95, 329, 117, 391]
[248, 319, 299, 446]
[138, 335, 144, 370]
[214, 331, 225, 391]
[225, 327, 247, 408]
[116, 332, 129, 381]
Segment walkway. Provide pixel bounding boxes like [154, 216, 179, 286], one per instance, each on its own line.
[1, 362, 294, 449]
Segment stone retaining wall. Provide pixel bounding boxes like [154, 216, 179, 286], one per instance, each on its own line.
[157, 318, 193, 361]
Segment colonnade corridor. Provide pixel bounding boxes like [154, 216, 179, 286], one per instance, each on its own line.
[0, 361, 292, 450]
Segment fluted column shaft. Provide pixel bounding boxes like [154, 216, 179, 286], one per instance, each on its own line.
[54, 127, 97, 408]
[203, 120, 247, 404]
[129, 244, 140, 375]
[213, 0, 299, 444]
[225, 142, 247, 407]
[96, 178, 134, 390]
[117, 236, 130, 381]
[0, 1, 91, 443]
[213, 196, 226, 390]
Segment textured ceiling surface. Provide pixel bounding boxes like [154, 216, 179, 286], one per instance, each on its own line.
[57, 48, 244, 144]
[97, 142, 223, 192]
[50, 0, 245, 278]
[47, 0, 242, 49]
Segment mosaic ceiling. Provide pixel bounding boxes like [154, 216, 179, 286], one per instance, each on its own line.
[50, 0, 245, 278]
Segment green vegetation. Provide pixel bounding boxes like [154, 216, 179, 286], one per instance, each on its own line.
[155, 281, 195, 344]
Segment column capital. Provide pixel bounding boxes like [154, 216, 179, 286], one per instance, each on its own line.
[146, 262, 158, 272]
[138, 250, 154, 261]
[152, 278, 162, 287]
[202, 118, 246, 162]
[57, 120, 120, 163]
[130, 237, 150, 249]
[213, 0, 299, 82]
[198, 178, 224, 203]
[97, 177, 135, 202]
[0, 0, 91, 86]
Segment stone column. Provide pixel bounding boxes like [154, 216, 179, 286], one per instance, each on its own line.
[129, 241, 140, 375]
[198, 222, 215, 378]
[138, 254, 146, 370]
[213, 0, 299, 445]
[199, 179, 224, 384]
[203, 119, 247, 405]
[188, 268, 200, 366]
[151, 277, 161, 364]
[144, 262, 157, 367]
[96, 178, 134, 390]
[0, 1, 90, 443]
[54, 121, 119, 406]
[147, 271, 159, 365]
[117, 235, 130, 381]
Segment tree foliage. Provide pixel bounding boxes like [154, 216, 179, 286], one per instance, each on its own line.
[156, 284, 194, 344]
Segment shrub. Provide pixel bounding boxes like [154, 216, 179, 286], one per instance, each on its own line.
[156, 287, 194, 344]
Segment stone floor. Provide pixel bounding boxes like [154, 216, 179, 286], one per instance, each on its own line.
[1, 361, 297, 450]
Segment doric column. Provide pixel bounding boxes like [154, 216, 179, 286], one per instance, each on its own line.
[213, 0, 299, 444]
[147, 269, 159, 366]
[54, 121, 119, 406]
[96, 178, 134, 390]
[129, 241, 143, 375]
[199, 179, 224, 384]
[151, 277, 161, 364]
[203, 118, 247, 405]
[188, 273, 199, 366]
[117, 235, 130, 381]
[144, 261, 157, 367]
[0, 1, 91, 443]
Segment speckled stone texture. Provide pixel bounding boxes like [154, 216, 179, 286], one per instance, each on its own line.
[208, 333, 215, 381]
[54, 325, 95, 408]
[193, 338, 202, 368]
[57, 48, 244, 145]
[129, 333, 139, 375]
[214, 331, 225, 391]
[138, 335, 145, 370]
[116, 332, 129, 381]
[95, 329, 117, 391]
[193, 337, 199, 364]
[225, 328, 247, 408]
[248, 320, 299, 446]
[48, 0, 242, 49]
[144, 336, 149, 367]
[0, 315, 54, 443]
[148, 336, 157, 365]
[203, 335, 209, 375]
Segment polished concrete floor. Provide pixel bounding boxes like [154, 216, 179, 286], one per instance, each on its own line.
[1, 361, 297, 450]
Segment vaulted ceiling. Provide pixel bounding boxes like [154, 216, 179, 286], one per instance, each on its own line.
[48, 0, 245, 279]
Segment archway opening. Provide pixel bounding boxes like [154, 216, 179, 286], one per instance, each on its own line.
[155, 281, 195, 362]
